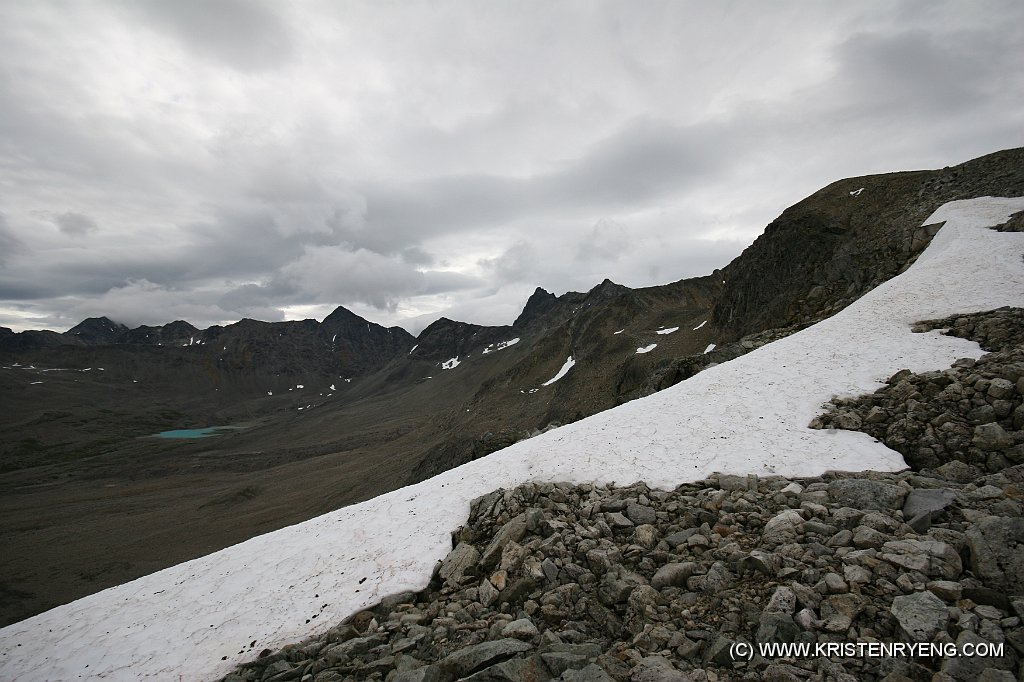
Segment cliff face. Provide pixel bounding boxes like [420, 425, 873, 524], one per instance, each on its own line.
[712, 148, 1024, 339]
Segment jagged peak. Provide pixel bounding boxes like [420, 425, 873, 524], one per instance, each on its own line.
[66, 316, 128, 334]
[322, 305, 363, 325]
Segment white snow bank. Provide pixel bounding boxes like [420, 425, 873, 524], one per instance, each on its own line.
[693, 320, 707, 331]
[636, 344, 657, 354]
[704, 343, 716, 354]
[655, 327, 679, 335]
[541, 356, 575, 386]
[482, 338, 520, 354]
[613, 329, 624, 334]
[441, 357, 460, 370]
[3, 198, 1023, 682]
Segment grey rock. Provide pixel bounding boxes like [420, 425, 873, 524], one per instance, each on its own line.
[903, 488, 957, 532]
[479, 578, 500, 608]
[927, 580, 963, 602]
[821, 594, 863, 632]
[852, 526, 888, 549]
[480, 515, 528, 568]
[987, 378, 1015, 399]
[966, 516, 1024, 593]
[322, 633, 387, 663]
[973, 423, 1013, 451]
[881, 539, 962, 579]
[738, 549, 781, 576]
[828, 479, 906, 511]
[757, 612, 799, 644]
[460, 655, 551, 681]
[762, 510, 804, 545]
[663, 530, 697, 548]
[626, 502, 657, 525]
[440, 542, 481, 586]
[651, 562, 696, 590]
[764, 586, 798, 615]
[586, 548, 623, 577]
[630, 657, 691, 681]
[941, 630, 1015, 680]
[891, 591, 949, 642]
[561, 664, 616, 682]
[438, 639, 533, 679]
[701, 634, 736, 667]
[540, 647, 598, 677]
[389, 667, 441, 682]
[501, 618, 539, 640]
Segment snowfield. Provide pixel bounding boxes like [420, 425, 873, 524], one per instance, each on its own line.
[2, 197, 1023, 681]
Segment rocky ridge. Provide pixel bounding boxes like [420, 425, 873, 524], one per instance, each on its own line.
[218, 465, 1024, 682]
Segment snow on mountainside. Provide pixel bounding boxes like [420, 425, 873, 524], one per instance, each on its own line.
[1, 197, 1023, 680]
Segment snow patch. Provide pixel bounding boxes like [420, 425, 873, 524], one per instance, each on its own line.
[329, 384, 336, 391]
[441, 357, 461, 370]
[636, 344, 657, 354]
[482, 338, 520, 354]
[703, 344, 716, 354]
[655, 327, 679, 335]
[542, 356, 575, 386]
[613, 329, 624, 335]
[693, 320, 707, 331]
[850, 187, 865, 197]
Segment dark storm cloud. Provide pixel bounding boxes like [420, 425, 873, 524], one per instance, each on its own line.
[128, 0, 294, 72]
[53, 212, 99, 236]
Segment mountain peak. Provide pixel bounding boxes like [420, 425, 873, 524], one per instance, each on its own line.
[65, 316, 128, 345]
[322, 305, 362, 326]
[513, 287, 557, 329]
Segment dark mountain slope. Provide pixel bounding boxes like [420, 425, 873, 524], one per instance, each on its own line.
[712, 147, 1024, 339]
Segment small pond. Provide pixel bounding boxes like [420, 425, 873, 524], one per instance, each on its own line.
[152, 426, 236, 439]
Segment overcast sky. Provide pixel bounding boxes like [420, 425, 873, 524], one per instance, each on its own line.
[0, 1, 1021, 335]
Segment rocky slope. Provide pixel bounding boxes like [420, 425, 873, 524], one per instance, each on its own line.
[812, 308, 1024, 475]
[219, 466, 1024, 682]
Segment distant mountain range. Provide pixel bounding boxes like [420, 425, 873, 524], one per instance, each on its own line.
[0, 147, 1021, 628]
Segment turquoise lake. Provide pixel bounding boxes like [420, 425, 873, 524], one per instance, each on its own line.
[153, 427, 232, 439]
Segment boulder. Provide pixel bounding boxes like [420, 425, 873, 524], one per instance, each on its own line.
[891, 591, 949, 642]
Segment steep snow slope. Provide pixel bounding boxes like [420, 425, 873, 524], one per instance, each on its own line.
[1, 197, 1023, 681]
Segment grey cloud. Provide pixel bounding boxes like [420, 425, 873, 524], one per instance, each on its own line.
[833, 30, 1004, 113]
[349, 119, 736, 255]
[54, 211, 99, 236]
[576, 218, 631, 263]
[400, 247, 436, 267]
[128, 0, 293, 72]
[479, 241, 539, 285]
[421, 271, 483, 296]
[0, 214, 24, 264]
